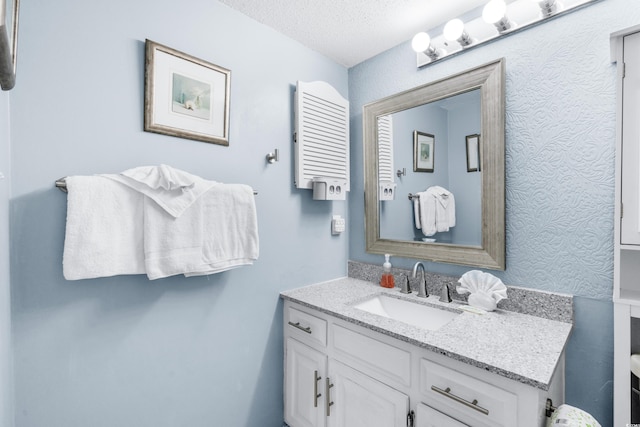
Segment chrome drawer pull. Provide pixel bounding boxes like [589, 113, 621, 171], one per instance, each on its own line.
[431, 385, 489, 416]
[326, 377, 334, 416]
[314, 370, 322, 407]
[288, 321, 312, 334]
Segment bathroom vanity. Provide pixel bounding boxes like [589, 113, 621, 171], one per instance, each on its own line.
[281, 278, 571, 427]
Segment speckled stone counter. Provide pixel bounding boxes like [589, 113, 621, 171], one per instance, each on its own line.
[280, 277, 573, 391]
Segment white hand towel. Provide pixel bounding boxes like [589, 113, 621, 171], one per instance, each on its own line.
[185, 184, 259, 276]
[417, 190, 437, 237]
[433, 185, 456, 228]
[413, 197, 422, 229]
[104, 164, 216, 218]
[62, 176, 146, 280]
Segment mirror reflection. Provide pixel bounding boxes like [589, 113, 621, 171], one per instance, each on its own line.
[378, 89, 482, 246]
[363, 59, 505, 270]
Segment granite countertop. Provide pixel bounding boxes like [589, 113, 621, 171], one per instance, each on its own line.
[280, 277, 573, 391]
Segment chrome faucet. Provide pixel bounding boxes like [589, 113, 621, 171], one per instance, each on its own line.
[439, 283, 452, 303]
[411, 262, 428, 298]
[399, 274, 411, 294]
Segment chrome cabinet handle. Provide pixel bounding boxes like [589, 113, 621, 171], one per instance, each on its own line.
[431, 385, 489, 416]
[326, 377, 334, 416]
[288, 321, 312, 334]
[314, 370, 322, 407]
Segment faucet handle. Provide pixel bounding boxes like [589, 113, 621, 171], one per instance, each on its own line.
[400, 274, 412, 294]
[439, 283, 452, 303]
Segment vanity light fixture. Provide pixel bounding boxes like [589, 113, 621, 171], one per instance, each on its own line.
[411, 32, 441, 60]
[533, 0, 561, 17]
[482, 0, 513, 33]
[443, 19, 473, 47]
[412, 0, 599, 68]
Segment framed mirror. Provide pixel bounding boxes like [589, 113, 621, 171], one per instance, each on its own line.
[363, 59, 505, 270]
[0, 0, 19, 90]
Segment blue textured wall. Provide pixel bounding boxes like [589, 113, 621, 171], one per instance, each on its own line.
[0, 78, 13, 427]
[8, 1, 347, 426]
[348, 1, 639, 424]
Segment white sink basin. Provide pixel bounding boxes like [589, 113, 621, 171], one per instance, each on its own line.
[353, 294, 459, 331]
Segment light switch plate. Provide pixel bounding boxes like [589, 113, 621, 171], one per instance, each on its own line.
[331, 215, 345, 235]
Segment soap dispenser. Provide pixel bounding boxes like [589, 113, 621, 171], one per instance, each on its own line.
[380, 254, 395, 288]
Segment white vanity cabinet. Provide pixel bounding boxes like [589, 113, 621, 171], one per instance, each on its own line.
[612, 25, 640, 427]
[284, 304, 408, 427]
[283, 300, 561, 427]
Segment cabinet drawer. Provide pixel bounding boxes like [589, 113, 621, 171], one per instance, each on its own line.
[333, 324, 411, 387]
[285, 305, 327, 347]
[420, 359, 517, 426]
[416, 403, 469, 427]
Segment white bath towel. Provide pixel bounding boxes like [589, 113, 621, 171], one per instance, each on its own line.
[104, 164, 217, 218]
[62, 176, 146, 280]
[142, 194, 205, 280]
[416, 190, 437, 237]
[185, 184, 259, 276]
[413, 186, 456, 237]
[63, 166, 258, 280]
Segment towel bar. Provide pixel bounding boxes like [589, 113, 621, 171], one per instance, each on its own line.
[55, 177, 258, 195]
[408, 193, 420, 200]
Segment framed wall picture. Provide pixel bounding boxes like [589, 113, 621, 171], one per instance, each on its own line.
[413, 131, 434, 173]
[466, 134, 481, 172]
[144, 39, 231, 146]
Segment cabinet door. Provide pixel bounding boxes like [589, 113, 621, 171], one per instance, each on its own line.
[621, 31, 640, 244]
[415, 403, 469, 427]
[285, 337, 326, 427]
[327, 360, 409, 427]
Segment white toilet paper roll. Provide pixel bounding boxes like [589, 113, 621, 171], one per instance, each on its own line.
[547, 404, 601, 427]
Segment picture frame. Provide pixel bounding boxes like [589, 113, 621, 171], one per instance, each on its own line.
[144, 39, 231, 146]
[413, 131, 434, 173]
[466, 134, 481, 172]
[0, 0, 20, 90]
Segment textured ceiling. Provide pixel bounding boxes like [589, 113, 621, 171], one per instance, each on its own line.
[218, 0, 489, 68]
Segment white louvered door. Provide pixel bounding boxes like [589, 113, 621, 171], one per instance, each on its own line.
[377, 114, 396, 201]
[294, 81, 350, 197]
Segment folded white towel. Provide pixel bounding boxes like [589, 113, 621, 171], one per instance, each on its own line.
[413, 186, 456, 237]
[104, 164, 217, 218]
[417, 190, 437, 237]
[185, 184, 259, 276]
[63, 166, 259, 280]
[62, 176, 146, 280]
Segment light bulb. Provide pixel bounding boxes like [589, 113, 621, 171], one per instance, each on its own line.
[482, 0, 512, 32]
[482, 0, 507, 24]
[443, 19, 465, 41]
[411, 32, 431, 53]
[532, 0, 559, 16]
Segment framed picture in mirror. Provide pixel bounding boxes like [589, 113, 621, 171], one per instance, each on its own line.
[414, 131, 434, 173]
[466, 134, 481, 172]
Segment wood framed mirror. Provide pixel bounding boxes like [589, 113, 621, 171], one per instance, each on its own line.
[363, 59, 505, 270]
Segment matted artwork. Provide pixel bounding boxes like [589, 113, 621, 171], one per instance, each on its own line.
[413, 131, 434, 173]
[466, 134, 481, 172]
[144, 39, 231, 146]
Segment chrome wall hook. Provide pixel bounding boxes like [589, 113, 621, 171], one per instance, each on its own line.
[266, 148, 279, 164]
[396, 167, 406, 178]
